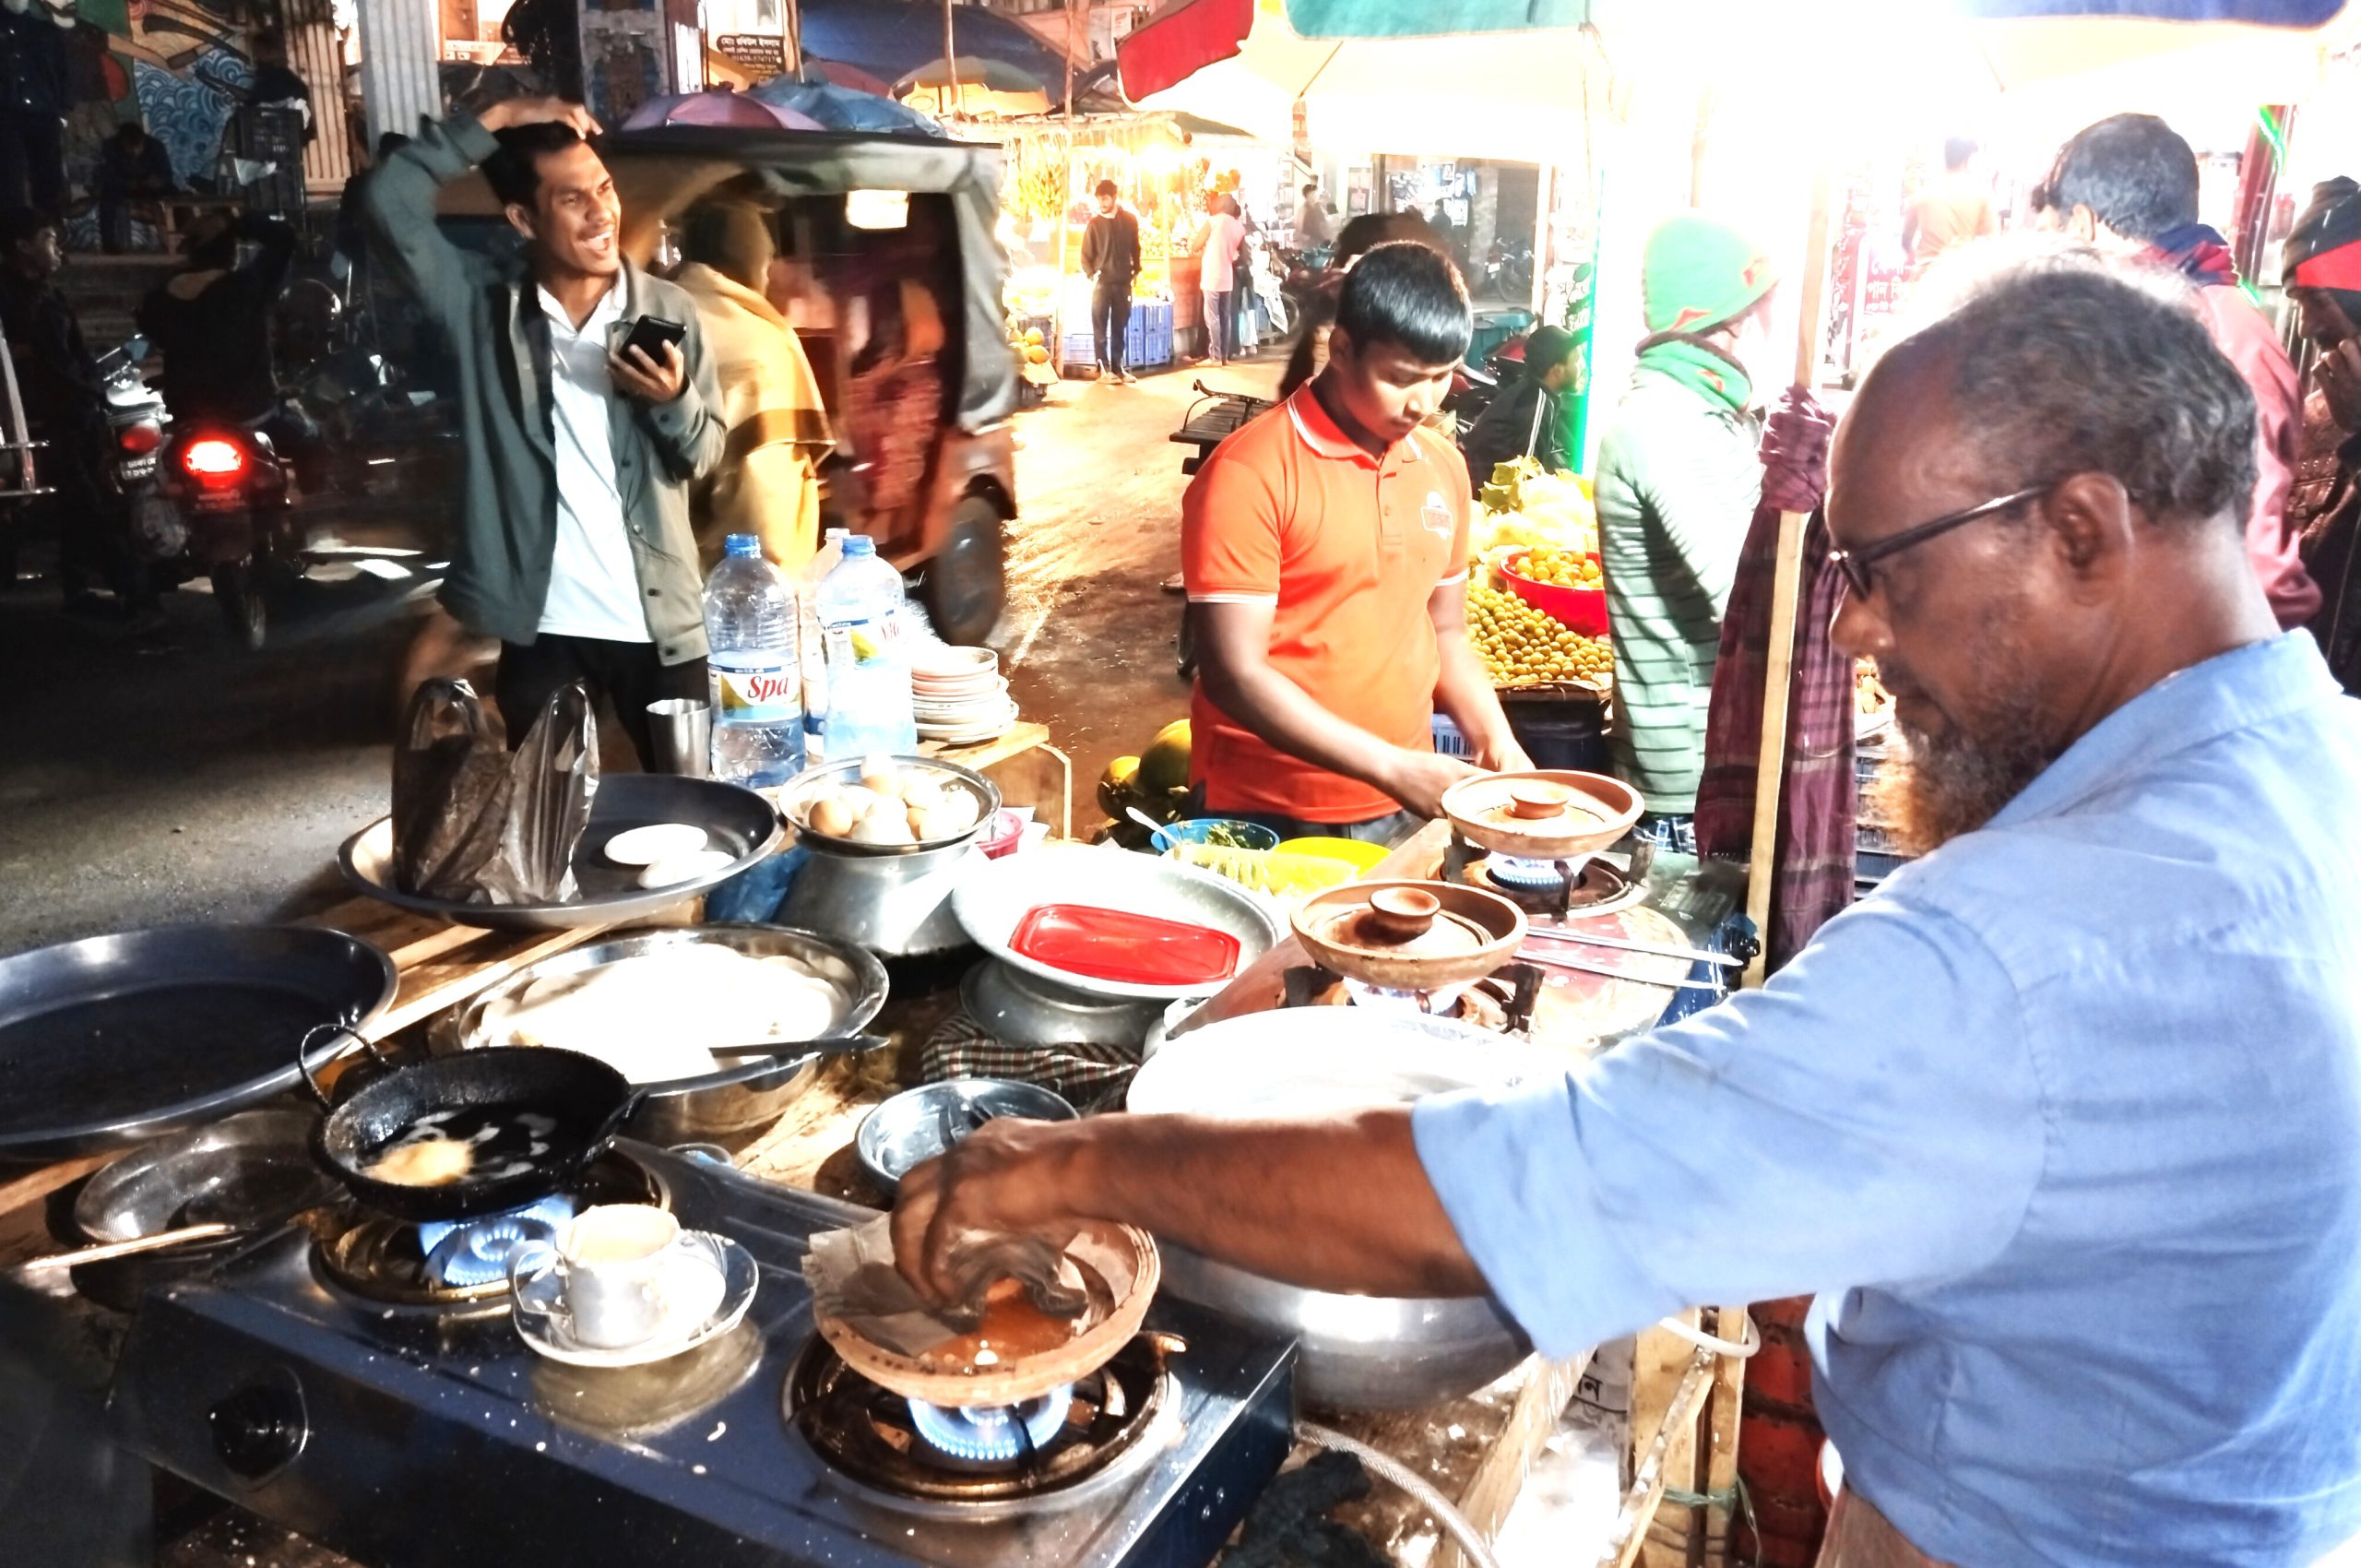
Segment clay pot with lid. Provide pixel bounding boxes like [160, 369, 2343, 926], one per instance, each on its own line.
[1439, 769, 1644, 862]
[1290, 879, 1527, 991]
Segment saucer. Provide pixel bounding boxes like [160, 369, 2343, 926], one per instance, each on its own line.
[512, 1230, 758, 1368]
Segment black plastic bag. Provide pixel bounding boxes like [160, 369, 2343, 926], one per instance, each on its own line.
[391, 678, 598, 904]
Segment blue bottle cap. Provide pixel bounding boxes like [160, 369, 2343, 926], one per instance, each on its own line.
[724, 533, 761, 557]
[841, 535, 876, 558]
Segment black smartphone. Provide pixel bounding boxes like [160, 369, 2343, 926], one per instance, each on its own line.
[619, 315, 686, 363]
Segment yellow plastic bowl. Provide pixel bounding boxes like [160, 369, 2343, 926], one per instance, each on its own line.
[1275, 837, 1391, 876]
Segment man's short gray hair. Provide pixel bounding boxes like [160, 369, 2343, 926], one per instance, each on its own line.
[1889, 262, 2257, 529]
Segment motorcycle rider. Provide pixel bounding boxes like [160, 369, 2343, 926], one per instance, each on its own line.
[136, 208, 320, 488]
[1459, 324, 1579, 487]
[0, 206, 150, 617]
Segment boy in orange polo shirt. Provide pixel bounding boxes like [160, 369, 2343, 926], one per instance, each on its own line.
[1182, 243, 1528, 843]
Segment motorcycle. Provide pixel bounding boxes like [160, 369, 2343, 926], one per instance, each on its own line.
[156, 418, 296, 650]
[1483, 237, 1535, 299]
[95, 335, 186, 565]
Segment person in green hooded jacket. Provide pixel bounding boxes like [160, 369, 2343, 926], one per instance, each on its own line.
[1595, 215, 1775, 846]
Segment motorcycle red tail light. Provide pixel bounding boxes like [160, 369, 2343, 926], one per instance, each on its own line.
[117, 422, 163, 455]
[184, 438, 245, 477]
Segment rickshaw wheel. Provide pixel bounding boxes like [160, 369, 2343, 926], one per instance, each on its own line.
[919, 493, 1007, 646]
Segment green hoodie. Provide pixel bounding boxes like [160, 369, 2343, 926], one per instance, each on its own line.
[361, 113, 726, 661]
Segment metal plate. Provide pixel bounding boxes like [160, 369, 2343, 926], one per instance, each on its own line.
[777, 754, 1002, 858]
[951, 843, 1284, 1002]
[338, 773, 785, 932]
[0, 924, 396, 1162]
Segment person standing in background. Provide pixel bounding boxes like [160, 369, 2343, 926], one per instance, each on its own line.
[2036, 112, 2318, 630]
[0, 2, 67, 216]
[1079, 179, 1141, 385]
[2281, 174, 2361, 694]
[1901, 137, 1997, 269]
[1459, 324, 1579, 484]
[1294, 181, 1334, 248]
[1595, 214, 1774, 849]
[1199, 193, 1245, 367]
[95, 123, 177, 255]
[674, 201, 834, 576]
[362, 97, 726, 766]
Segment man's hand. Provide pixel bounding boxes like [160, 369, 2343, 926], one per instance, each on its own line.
[2320, 337, 2361, 434]
[891, 1120, 1085, 1309]
[611, 340, 686, 403]
[1385, 747, 1482, 818]
[480, 96, 601, 137]
[1476, 735, 1534, 774]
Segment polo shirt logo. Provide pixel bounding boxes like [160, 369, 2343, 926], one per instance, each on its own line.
[1422, 492, 1453, 539]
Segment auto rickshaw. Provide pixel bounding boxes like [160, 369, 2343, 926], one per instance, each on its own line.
[433, 122, 1019, 646]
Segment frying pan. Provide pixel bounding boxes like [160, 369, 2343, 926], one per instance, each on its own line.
[302, 1030, 640, 1223]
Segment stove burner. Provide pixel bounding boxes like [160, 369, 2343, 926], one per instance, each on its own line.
[789, 1333, 1168, 1505]
[906, 1385, 1074, 1467]
[1338, 976, 1470, 1016]
[1484, 851, 1586, 890]
[314, 1150, 664, 1308]
[418, 1194, 575, 1289]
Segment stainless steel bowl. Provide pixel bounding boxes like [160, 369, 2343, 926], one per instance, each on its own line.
[778, 755, 1002, 858]
[855, 1079, 1078, 1196]
[960, 960, 1166, 1051]
[443, 924, 889, 1144]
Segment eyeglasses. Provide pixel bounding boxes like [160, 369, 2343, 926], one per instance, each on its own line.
[1827, 483, 2052, 600]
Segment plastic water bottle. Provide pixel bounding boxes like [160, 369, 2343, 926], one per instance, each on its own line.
[800, 528, 847, 754]
[703, 534, 806, 787]
[815, 535, 919, 758]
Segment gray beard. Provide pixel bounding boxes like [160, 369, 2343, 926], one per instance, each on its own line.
[1867, 674, 2064, 858]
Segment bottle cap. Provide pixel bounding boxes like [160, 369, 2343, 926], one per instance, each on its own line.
[724, 533, 761, 557]
[841, 535, 876, 558]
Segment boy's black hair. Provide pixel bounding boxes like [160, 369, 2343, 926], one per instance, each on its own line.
[2036, 113, 2198, 244]
[484, 121, 584, 210]
[1943, 136, 1978, 172]
[1335, 240, 1471, 365]
[1094, 179, 1118, 198]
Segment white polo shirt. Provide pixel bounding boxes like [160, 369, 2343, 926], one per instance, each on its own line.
[536, 282, 650, 644]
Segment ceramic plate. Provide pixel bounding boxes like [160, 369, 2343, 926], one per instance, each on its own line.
[512, 1230, 758, 1368]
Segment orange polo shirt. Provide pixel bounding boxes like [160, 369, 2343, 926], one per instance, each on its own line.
[1181, 386, 1472, 823]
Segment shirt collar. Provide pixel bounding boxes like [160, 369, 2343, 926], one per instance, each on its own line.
[1286, 383, 1400, 470]
[1990, 632, 2343, 829]
[536, 275, 624, 338]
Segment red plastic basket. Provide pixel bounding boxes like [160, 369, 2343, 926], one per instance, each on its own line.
[1501, 549, 1609, 636]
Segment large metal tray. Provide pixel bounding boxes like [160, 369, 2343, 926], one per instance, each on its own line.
[437, 923, 887, 1143]
[952, 842, 1284, 1002]
[0, 924, 396, 1161]
[339, 773, 784, 931]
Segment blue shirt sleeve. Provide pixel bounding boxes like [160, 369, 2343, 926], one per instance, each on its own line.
[1411, 894, 2047, 1360]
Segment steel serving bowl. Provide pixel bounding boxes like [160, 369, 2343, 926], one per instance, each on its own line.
[854, 1078, 1078, 1196]
[442, 924, 889, 1144]
[778, 754, 1002, 858]
[952, 841, 1285, 1003]
[340, 773, 785, 932]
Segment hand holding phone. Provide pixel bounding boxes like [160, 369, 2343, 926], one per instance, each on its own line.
[611, 315, 687, 403]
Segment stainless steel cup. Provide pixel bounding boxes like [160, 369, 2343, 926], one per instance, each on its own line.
[647, 697, 712, 778]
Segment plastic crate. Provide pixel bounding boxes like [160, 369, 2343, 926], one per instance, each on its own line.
[1431, 713, 1472, 757]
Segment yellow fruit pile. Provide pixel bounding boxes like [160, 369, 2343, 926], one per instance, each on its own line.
[1473, 458, 1599, 560]
[1469, 583, 1613, 688]
[1514, 545, 1603, 590]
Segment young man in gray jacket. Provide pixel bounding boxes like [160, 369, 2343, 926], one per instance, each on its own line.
[363, 97, 726, 765]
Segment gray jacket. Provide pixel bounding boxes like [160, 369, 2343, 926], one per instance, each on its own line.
[362, 113, 725, 662]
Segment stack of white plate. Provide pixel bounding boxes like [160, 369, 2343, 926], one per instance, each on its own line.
[910, 645, 1016, 744]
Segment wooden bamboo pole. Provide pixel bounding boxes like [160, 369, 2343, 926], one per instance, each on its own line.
[943, 0, 966, 118]
[1740, 170, 1833, 992]
[783, 0, 801, 77]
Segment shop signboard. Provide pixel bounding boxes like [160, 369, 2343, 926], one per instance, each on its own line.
[715, 33, 787, 78]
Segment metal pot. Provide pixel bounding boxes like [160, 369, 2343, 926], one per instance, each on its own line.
[1127, 1006, 1568, 1410]
[780, 840, 985, 957]
[442, 924, 890, 1144]
[960, 960, 1165, 1051]
[1157, 1244, 1529, 1411]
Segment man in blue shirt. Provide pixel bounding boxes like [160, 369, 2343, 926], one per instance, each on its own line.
[896, 264, 2361, 1564]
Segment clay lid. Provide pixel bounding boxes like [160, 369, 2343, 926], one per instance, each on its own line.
[1440, 770, 1645, 861]
[1299, 886, 1489, 961]
[1289, 880, 1526, 992]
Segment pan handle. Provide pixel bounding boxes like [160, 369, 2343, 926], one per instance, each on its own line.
[296, 1023, 388, 1108]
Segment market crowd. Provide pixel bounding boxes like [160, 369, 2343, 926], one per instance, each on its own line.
[894, 110, 2361, 1568]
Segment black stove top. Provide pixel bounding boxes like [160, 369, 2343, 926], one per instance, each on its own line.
[105, 1144, 1296, 1568]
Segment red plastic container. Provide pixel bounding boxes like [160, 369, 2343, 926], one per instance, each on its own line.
[1501, 548, 1609, 636]
[979, 809, 1026, 860]
[1010, 905, 1242, 987]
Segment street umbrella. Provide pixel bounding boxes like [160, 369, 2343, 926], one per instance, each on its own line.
[801, 56, 900, 98]
[747, 76, 948, 136]
[896, 55, 1055, 116]
[620, 89, 825, 132]
[1118, 0, 2354, 160]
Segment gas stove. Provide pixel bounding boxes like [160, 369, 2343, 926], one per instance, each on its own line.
[104, 1143, 1296, 1568]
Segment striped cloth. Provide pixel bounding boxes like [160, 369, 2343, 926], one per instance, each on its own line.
[1595, 366, 1765, 814]
[919, 1012, 1142, 1111]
